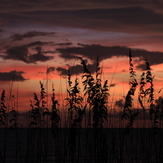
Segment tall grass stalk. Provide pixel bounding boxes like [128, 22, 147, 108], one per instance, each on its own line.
[1, 49, 163, 162]
[27, 82, 49, 162]
[0, 90, 6, 163]
[80, 57, 109, 162]
[138, 72, 146, 127]
[120, 50, 139, 163]
[122, 50, 139, 132]
[50, 83, 60, 137]
[66, 70, 85, 162]
[80, 57, 108, 128]
[0, 90, 6, 127]
[9, 94, 23, 162]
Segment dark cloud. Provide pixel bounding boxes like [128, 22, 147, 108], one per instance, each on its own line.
[109, 83, 116, 87]
[38, 71, 44, 74]
[56, 67, 68, 76]
[0, 0, 162, 13]
[0, 70, 27, 82]
[56, 61, 97, 76]
[57, 44, 163, 67]
[1, 5, 163, 35]
[26, 41, 53, 47]
[44, 8, 159, 34]
[0, 0, 163, 40]
[57, 44, 129, 61]
[28, 47, 53, 63]
[4, 46, 29, 63]
[54, 42, 72, 46]
[69, 65, 84, 75]
[136, 63, 148, 71]
[0, 29, 3, 33]
[10, 31, 56, 41]
[47, 67, 55, 74]
[43, 50, 56, 54]
[1, 42, 54, 63]
[114, 99, 124, 108]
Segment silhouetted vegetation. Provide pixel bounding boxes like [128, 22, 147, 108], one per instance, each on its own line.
[1, 50, 163, 162]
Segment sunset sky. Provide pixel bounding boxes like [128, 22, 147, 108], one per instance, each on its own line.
[1, 0, 163, 114]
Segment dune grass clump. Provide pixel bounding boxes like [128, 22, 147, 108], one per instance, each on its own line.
[30, 82, 48, 128]
[137, 58, 158, 128]
[30, 92, 44, 128]
[2, 49, 163, 162]
[80, 57, 109, 128]
[26, 82, 49, 162]
[66, 70, 85, 128]
[80, 57, 109, 162]
[65, 70, 85, 162]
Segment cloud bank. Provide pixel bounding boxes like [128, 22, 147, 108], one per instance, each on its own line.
[57, 44, 163, 69]
[10, 31, 56, 41]
[0, 70, 27, 82]
[1, 1, 163, 35]
[0, 42, 54, 64]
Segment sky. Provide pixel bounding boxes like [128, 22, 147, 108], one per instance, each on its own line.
[1, 0, 163, 118]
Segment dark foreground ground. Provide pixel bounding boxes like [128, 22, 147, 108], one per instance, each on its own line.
[0, 128, 163, 163]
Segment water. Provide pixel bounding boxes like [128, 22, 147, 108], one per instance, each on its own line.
[0, 128, 162, 162]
